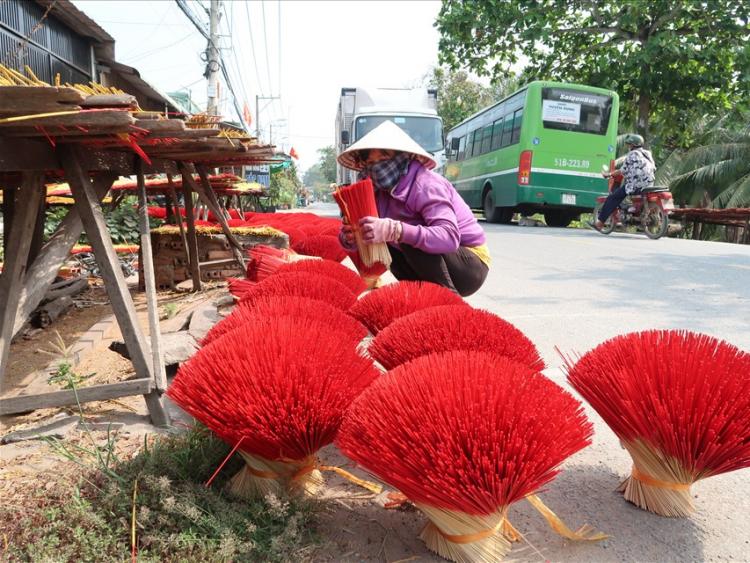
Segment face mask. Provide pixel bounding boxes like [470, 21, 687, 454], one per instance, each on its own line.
[361, 153, 410, 191]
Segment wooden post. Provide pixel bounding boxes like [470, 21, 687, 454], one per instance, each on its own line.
[136, 159, 168, 394]
[12, 175, 116, 338]
[237, 194, 245, 218]
[182, 184, 202, 291]
[2, 185, 19, 245]
[166, 174, 191, 270]
[60, 146, 169, 426]
[28, 189, 47, 265]
[0, 173, 44, 386]
[186, 163, 246, 268]
[692, 220, 702, 240]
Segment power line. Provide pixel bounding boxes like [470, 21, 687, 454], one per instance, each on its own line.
[244, 1, 266, 98]
[175, 0, 209, 40]
[123, 32, 194, 64]
[222, 4, 252, 129]
[277, 0, 283, 120]
[260, 1, 277, 121]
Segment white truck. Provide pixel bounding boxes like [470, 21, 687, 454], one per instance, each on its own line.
[335, 86, 444, 185]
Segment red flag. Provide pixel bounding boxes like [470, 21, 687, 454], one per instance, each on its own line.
[243, 102, 252, 127]
[289, 147, 299, 159]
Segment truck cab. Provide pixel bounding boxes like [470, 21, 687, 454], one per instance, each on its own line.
[335, 86, 444, 185]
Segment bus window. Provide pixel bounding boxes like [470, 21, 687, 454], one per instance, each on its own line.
[471, 129, 483, 157]
[457, 136, 466, 160]
[481, 124, 493, 154]
[541, 87, 613, 135]
[501, 115, 514, 147]
[491, 118, 503, 150]
[465, 131, 475, 158]
[511, 109, 523, 143]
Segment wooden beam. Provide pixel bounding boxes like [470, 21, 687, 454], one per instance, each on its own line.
[12, 175, 116, 338]
[2, 184, 19, 246]
[0, 138, 181, 175]
[188, 164, 246, 268]
[0, 378, 153, 415]
[182, 184, 202, 291]
[0, 174, 45, 387]
[27, 188, 48, 267]
[136, 159, 168, 394]
[199, 258, 238, 269]
[60, 145, 169, 427]
[166, 174, 191, 273]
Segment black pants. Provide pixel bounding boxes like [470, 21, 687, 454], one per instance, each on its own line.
[598, 185, 629, 222]
[388, 244, 489, 297]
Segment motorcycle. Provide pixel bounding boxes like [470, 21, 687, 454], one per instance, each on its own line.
[592, 161, 674, 239]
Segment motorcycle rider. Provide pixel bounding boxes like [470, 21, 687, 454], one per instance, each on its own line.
[589, 134, 656, 231]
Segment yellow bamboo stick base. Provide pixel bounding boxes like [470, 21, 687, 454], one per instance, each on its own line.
[619, 440, 696, 517]
[228, 452, 322, 500]
[416, 504, 511, 563]
[354, 231, 392, 268]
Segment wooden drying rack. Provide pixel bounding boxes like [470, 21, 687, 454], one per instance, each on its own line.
[0, 85, 282, 425]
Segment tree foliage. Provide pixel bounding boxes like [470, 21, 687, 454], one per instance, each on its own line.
[317, 146, 337, 184]
[425, 66, 519, 132]
[303, 146, 338, 201]
[656, 111, 750, 208]
[303, 146, 337, 186]
[436, 1, 750, 150]
[270, 161, 302, 208]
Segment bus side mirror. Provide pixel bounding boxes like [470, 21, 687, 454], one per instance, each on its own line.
[451, 137, 460, 151]
[341, 130, 350, 145]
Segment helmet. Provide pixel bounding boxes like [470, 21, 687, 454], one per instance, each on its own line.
[624, 133, 644, 147]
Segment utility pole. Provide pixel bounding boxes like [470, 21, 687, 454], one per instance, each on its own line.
[206, 0, 221, 116]
[256, 94, 280, 142]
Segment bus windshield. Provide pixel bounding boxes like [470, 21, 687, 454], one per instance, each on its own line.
[541, 88, 612, 135]
[355, 116, 443, 153]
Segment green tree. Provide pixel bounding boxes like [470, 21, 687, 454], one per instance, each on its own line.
[656, 111, 750, 208]
[425, 66, 519, 132]
[269, 160, 301, 208]
[303, 163, 324, 187]
[317, 146, 337, 184]
[303, 146, 336, 186]
[436, 1, 750, 148]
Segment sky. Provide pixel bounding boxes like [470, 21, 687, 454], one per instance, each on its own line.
[72, 0, 444, 174]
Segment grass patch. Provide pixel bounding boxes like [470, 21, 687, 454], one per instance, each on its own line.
[1, 424, 319, 562]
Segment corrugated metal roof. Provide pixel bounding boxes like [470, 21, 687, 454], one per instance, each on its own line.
[35, 0, 114, 43]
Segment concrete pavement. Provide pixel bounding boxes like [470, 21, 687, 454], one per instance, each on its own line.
[470, 222, 750, 369]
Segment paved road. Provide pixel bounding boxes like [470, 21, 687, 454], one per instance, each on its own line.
[304, 202, 750, 562]
[307, 200, 750, 363]
[471, 220, 750, 368]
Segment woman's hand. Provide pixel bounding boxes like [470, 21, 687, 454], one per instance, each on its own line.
[359, 217, 402, 244]
[338, 216, 357, 250]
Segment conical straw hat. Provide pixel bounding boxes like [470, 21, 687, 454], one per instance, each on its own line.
[337, 120, 437, 171]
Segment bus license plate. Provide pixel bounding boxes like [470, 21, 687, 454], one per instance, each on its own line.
[562, 193, 576, 205]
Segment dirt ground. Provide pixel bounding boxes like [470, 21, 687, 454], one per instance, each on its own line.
[5, 285, 114, 392]
[0, 281, 224, 502]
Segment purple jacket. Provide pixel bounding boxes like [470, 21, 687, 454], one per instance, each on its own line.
[376, 160, 486, 254]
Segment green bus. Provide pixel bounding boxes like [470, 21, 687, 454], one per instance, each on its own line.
[442, 81, 619, 227]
